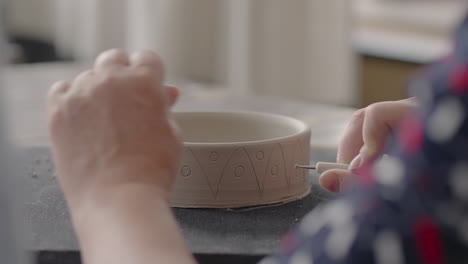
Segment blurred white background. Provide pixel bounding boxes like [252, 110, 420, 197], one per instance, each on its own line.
[4, 0, 467, 107]
[6, 0, 355, 105]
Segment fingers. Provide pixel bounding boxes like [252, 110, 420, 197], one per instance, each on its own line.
[337, 109, 365, 164]
[94, 49, 130, 69]
[48, 81, 70, 104]
[165, 85, 180, 106]
[68, 70, 95, 95]
[321, 98, 418, 193]
[52, 50, 176, 109]
[130, 50, 163, 69]
[319, 169, 352, 193]
[349, 99, 417, 170]
[337, 99, 418, 172]
[47, 81, 71, 131]
[130, 50, 165, 84]
[130, 50, 174, 105]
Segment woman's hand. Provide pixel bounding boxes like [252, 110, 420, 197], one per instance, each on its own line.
[47, 49, 182, 211]
[47, 50, 195, 264]
[320, 98, 418, 193]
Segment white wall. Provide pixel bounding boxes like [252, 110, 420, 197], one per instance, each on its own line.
[1, 1, 30, 262]
[225, 0, 356, 105]
[6, 0, 356, 106]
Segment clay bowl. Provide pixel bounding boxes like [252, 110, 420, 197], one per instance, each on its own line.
[170, 111, 311, 208]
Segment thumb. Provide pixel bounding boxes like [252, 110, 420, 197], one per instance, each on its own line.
[319, 169, 352, 193]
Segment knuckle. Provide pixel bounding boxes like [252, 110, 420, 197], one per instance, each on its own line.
[365, 102, 385, 117]
[94, 70, 118, 90]
[62, 90, 86, 109]
[106, 48, 125, 56]
[350, 108, 366, 122]
[399, 98, 419, 110]
[134, 68, 154, 83]
[73, 70, 94, 84]
[48, 81, 68, 99]
[133, 69, 158, 93]
[97, 49, 126, 61]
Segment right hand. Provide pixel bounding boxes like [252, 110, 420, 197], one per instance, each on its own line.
[320, 98, 418, 193]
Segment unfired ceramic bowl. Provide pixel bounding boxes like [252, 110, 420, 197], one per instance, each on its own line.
[170, 111, 311, 208]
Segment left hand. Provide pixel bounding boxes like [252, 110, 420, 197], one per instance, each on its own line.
[47, 49, 182, 212]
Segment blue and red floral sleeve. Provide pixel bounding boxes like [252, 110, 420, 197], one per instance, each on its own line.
[261, 15, 468, 264]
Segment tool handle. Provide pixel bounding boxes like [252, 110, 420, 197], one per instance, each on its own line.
[315, 162, 349, 174]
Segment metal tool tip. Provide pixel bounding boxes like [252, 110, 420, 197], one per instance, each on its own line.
[295, 164, 316, 170]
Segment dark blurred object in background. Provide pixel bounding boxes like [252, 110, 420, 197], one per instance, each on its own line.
[8, 36, 62, 64]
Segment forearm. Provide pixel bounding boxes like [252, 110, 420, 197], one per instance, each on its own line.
[72, 183, 195, 264]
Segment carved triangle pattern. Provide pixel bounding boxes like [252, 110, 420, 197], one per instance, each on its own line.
[245, 144, 275, 193]
[261, 143, 289, 200]
[290, 139, 308, 187]
[217, 147, 261, 202]
[174, 140, 309, 203]
[174, 147, 214, 198]
[190, 147, 235, 197]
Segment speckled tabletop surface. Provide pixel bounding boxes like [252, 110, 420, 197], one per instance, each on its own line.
[21, 147, 335, 257]
[2, 63, 352, 260]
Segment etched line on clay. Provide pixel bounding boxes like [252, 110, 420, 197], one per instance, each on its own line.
[215, 147, 240, 198]
[260, 143, 288, 201]
[278, 143, 290, 189]
[242, 147, 262, 196]
[185, 146, 215, 198]
[296, 139, 307, 181]
[288, 139, 307, 196]
[245, 147, 271, 195]
[215, 147, 261, 200]
[191, 148, 235, 197]
[259, 146, 275, 194]
[280, 141, 293, 195]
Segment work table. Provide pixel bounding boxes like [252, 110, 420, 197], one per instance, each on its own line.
[2, 63, 355, 264]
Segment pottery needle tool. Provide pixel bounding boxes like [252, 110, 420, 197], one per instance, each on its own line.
[296, 162, 349, 174]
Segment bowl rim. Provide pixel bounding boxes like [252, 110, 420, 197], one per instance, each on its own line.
[173, 110, 311, 146]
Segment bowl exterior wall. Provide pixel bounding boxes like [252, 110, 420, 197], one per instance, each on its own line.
[170, 130, 311, 208]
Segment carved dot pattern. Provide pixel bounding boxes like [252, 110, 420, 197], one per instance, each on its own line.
[209, 151, 219, 161]
[235, 165, 245, 178]
[271, 165, 279, 175]
[181, 165, 191, 178]
[180, 143, 307, 202]
[256, 151, 265, 160]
